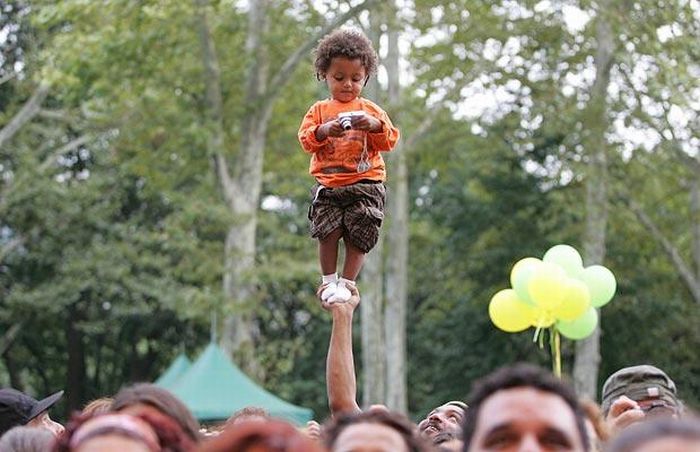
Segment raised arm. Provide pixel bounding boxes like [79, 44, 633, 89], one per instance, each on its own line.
[322, 285, 362, 417]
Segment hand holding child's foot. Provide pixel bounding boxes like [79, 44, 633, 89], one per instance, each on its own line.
[319, 283, 360, 312]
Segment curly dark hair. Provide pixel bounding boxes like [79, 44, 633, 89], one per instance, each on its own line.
[323, 409, 431, 452]
[314, 28, 378, 81]
[461, 363, 590, 452]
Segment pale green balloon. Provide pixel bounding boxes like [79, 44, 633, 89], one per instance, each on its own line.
[510, 257, 541, 306]
[556, 307, 598, 340]
[580, 265, 617, 308]
[543, 244, 584, 278]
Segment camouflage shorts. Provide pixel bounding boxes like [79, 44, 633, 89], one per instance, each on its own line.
[308, 181, 386, 253]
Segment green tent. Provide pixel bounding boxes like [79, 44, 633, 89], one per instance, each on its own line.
[165, 343, 313, 426]
[155, 354, 192, 388]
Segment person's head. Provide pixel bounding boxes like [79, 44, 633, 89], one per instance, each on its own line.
[0, 388, 65, 437]
[601, 365, 680, 419]
[81, 397, 113, 416]
[53, 413, 161, 452]
[417, 401, 467, 443]
[579, 399, 609, 452]
[111, 383, 200, 442]
[54, 411, 196, 452]
[607, 417, 700, 452]
[226, 406, 270, 426]
[462, 363, 589, 452]
[314, 28, 378, 103]
[197, 419, 324, 452]
[324, 409, 429, 452]
[0, 425, 56, 452]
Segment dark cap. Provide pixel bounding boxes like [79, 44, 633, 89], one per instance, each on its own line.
[601, 365, 678, 415]
[0, 388, 64, 435]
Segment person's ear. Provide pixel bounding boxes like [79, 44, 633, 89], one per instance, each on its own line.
[317, 72, 326, 81]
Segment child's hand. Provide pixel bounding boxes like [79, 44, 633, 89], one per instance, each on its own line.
[351, 114, 382, 133]
[316, 120, 345, 141]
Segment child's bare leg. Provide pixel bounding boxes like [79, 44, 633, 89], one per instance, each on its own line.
[341, 239, 366, 282]
[319, 227, 343, 275]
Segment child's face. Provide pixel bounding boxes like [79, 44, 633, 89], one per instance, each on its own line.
[324, 57, 366, 103]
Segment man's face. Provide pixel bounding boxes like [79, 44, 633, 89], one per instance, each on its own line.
[417, 403, 465, 440]
[468, 387, 585, 452]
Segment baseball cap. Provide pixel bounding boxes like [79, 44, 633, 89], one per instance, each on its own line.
[601, 365, 678, 415]
[0, 388, 64, 435]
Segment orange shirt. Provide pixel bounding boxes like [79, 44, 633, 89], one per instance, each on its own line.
[298, 98, 400, 188]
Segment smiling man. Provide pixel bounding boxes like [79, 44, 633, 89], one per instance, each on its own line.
[462, 364, 589, 452]
[418, 400, 468, 445]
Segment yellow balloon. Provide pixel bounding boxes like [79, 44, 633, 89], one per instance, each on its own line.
[530, 308, 555, 328]
[555, 278, 591, 321]
[527, 262, 567, 311]
[489, 289, 535, 333]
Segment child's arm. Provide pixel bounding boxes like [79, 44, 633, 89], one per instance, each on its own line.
[362, 102, 400, 152]
[298, 103, 344, 152]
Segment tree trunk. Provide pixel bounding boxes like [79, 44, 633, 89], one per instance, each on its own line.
[383, 7, 407, 413]
[66, 304, 86, 414]
[358, 9, 386, 409]
[691, 173, 700, 280]
[574, 1, 614, 399]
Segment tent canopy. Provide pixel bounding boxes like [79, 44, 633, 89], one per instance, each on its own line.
[159, 343, 313, 426]
[155, 354, 192, 388]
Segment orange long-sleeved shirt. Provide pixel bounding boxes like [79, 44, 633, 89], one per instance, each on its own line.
[298, 98, 400, 188]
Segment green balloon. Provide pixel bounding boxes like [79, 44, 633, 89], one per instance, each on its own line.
[511, 258, 541, 306]
[580, 265, 616, 308]
[556, 307, 598, 340]
[543, 244, 584, 277]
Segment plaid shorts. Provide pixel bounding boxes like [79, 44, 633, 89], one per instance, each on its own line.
[308, 181, 386, 253]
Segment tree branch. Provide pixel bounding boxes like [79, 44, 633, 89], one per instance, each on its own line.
[38, 109, 75, 123]
[38, 135, 93, 172]
[195, 0, 237, 207]
[0, 236, 24, 263]
[0, 82, 51, 149]
[264, 0, 379, 105]
[0, 323, 22, 356]
[619, 66, 700, 172]
[0, 71, 17, 86]
[620, 192, 700, 303]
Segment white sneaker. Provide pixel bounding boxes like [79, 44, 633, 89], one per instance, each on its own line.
[328, 281, 351, 303]
[320, 282, 337, 302]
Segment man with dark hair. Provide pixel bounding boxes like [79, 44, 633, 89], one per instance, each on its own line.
[0, 388, 64, 436]
[461, 364, 589, 452]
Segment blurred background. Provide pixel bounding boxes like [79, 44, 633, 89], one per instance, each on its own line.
[1, 0, 698, 423]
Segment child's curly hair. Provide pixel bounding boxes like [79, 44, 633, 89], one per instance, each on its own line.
[314, 28, 378, 81]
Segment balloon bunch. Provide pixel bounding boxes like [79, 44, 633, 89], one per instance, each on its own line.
[488, 244, 616, 376]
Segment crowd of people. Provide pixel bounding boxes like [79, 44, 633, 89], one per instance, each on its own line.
[1, 287, 699, 451]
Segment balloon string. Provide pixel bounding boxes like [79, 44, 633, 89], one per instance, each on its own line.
[533, 326, 541, 343]
[550, 327, 562, 378]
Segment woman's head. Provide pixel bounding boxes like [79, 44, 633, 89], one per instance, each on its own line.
[54, 411, 196, 452]
[53, 413, 161, 452]
[111, 383, 200, 442]
[324, 410, 429, 452]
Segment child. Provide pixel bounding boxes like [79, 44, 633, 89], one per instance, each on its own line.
[298, 28, 400, 303]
